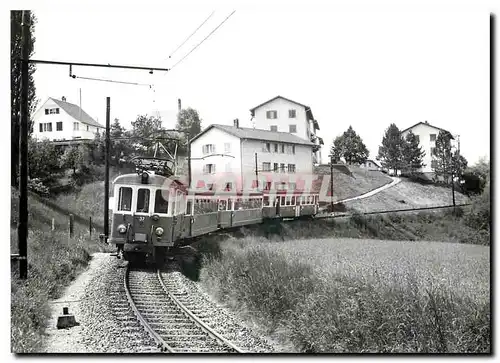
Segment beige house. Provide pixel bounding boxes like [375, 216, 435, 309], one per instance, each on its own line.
[249, 96, 323, 165]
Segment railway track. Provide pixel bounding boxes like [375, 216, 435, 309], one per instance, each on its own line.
[125, 265, 244, 353]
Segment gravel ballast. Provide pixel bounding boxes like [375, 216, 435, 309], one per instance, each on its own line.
[42, 253, 278, 353]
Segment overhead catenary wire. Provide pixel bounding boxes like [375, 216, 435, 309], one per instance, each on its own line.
[168, 11, 215, 59]
[169, 10, 236, 70]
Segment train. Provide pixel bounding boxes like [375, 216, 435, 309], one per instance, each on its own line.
[108, 166, 320, 264]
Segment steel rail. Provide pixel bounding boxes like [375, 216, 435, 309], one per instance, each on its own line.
[124, 265, 174, 352]
[156, 269, 245, 353]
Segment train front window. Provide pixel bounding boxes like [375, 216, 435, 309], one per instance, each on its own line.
[136, 188, 150, 213]
[154, 189, 169, 214]
[118, 187, 132, 211]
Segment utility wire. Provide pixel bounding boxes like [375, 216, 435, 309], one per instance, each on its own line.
[168, 11, 215, 59]
[170, 10, 236, 70]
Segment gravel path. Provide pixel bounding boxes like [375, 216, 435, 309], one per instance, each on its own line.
[42, 253, 278, 353]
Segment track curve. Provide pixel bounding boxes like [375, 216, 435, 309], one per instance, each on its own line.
[125, 265, 244, 353]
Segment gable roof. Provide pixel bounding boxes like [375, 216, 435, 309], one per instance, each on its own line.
[249, 95, 318, 129]
[400, 121, 453, 139]
[366, 159, 381, 167]
[191, 124, 315, 146]
[50, 97, 104, 128]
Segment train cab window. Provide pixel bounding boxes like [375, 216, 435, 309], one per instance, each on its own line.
[154, 189, 169, 214]
[227, 198, 233, 211]
[118, 187, 132, 211]
[291, 196, 296, 205]
[136, 188, 150, 213]
[280, 196, 286, 206]
[263, 196, 270, 206]
[285, 197, 291, 206]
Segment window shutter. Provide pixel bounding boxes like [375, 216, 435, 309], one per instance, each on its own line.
[39, 123, 43, 132]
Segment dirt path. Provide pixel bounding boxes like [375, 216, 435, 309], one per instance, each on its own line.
[337, 177, 401, 203]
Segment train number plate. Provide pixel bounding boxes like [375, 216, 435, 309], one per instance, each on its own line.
[134, 233, 147, 242]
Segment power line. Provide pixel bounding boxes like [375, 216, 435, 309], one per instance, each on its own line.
[168, 11, 215, 59]
[170, 10, 236, 70]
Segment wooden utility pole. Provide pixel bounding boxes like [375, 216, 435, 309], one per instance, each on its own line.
[104, 97, 110, 243]
[330, 155, 335, 212]
[17, 10, 30, 279]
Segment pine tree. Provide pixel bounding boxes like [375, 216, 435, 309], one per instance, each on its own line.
[402, 131, 426, 175]
[377, 123, 405, 175]
[176, 108, 202, 154]
[432, 130, 454, 183]
[329, 136, 344, 163]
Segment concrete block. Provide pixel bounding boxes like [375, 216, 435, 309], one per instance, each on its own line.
[57, 307, 79, 329]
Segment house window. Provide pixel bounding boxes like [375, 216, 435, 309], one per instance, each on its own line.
[39, 123, 43, 132]
[289, 182, 296, 190]
[73, 122, 79, 131]
[202, 144, 216, 154]
[56, 122, 63, 131]
[262, 162, 271, 171]
[270, 125, 278, 132]
[289, 125, 297, 133]
[224, 143, 231, 153]
[431, 160, 438, 169]
[264, 143, 271, 152]
[203, 164, 216, 174]
[288, 164, 296, 173]
[280, 163, 285, 173]
[280, 144, 285, 153]
[87, 125, 89, 131]
[266, 110, 278, 119]
[289, 109, 296, 118]
[273, 163, 278, 172]
[430, 134, 436, 142]
[431, 147, 436, 156]
[49, 108, 59, 114]
[225, 182, 233, 191]
[42, 123, 52, 132]
[292, 145, 296, 154]
[273, 143, 278, 152]
[45, 109, 49, 115]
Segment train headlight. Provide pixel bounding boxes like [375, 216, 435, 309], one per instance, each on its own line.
[152, 214, 160, 221]
[117, 224, 127, 234]
[155, 227, 164, 236]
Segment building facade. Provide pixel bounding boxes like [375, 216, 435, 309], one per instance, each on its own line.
[32, 97, 105, 142]
[400, 121, 455, 173]
[249, 96, 323, 165]
[189, 122, 315, 191]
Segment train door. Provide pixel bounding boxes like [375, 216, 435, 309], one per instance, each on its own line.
[132, 187, 152, 243]
[275, 196, 281, 216]
[294, 196, 300, 217]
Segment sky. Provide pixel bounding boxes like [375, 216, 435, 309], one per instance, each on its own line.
[25, 1, 491, 166]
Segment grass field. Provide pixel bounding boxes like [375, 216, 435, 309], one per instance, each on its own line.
[200, 237, 490, 353]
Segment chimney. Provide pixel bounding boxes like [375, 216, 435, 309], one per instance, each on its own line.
[62, 96, 66, 102]
[424, 120, 428, 124]
[178, 99, 181, 111]
[234, 118, 239, 128]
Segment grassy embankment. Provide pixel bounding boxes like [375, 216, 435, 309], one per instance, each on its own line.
[314, 166, 392, 203]
[10, 182, 113, 353]
[200, 235, 490, 353]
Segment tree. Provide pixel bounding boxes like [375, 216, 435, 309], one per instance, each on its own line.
[377, 123, 405, 175]
[60, 144, 88, 175]
[110, 118, 132, 166]
[402, 131, 426, 175]
[329, 126, 368, 165]
[176, 108, 202, 154]
[432, 131, 454, 183]
[130, 114, 163, 154]
[329, 136, 344, 163]
[11, 11, 39, 187]
[28, 139, 60, 182]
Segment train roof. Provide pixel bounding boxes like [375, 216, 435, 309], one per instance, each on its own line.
[113, 173, 187, 189]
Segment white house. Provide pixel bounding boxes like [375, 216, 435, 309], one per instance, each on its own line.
[359, 159, 381, 171]
[400, 120, 455, 173]
[32, 97, 105, 142]
[189, 121, 315, 191]
[249, 96, 323, 165]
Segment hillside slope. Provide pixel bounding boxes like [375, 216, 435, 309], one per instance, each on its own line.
[344, 178, 470, 213]
[314, 165, 392, 202]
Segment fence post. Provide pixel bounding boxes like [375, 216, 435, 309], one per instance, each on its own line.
[89, 217, 92, 237]
[69, 214, 74, 238]
[52, 218, 55, 231]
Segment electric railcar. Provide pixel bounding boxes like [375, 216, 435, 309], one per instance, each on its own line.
[109, 171, 319, 263]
